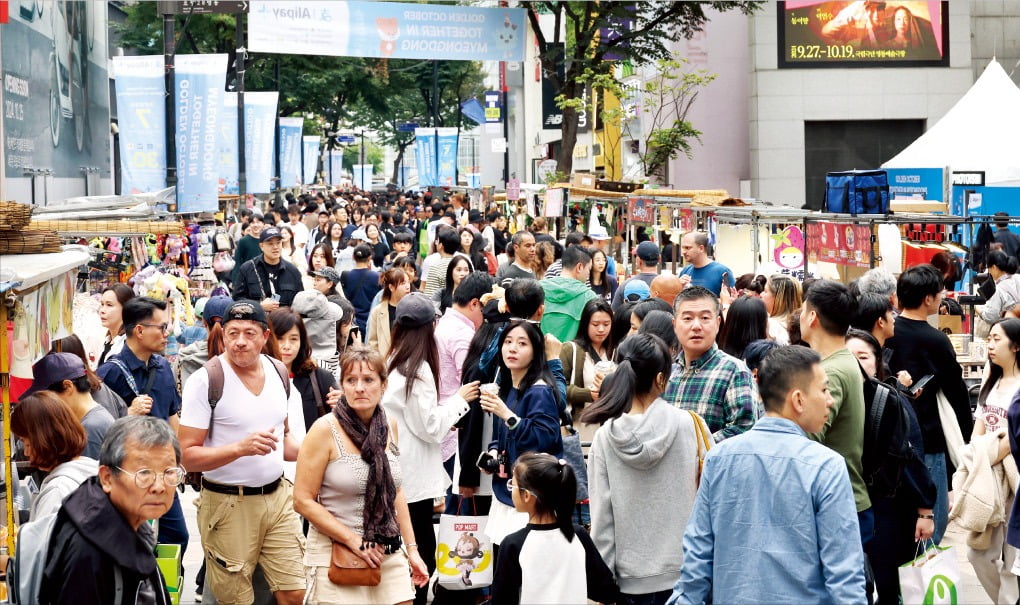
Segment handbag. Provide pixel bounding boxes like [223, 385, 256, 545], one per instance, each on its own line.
[560, 422, 589, 501]
[328, 541, 381, 587]
[898, 539, 960, 604]
[435, 508, 493, 590]
[688, 410, 712, 487]
[213, 251, 235, 273]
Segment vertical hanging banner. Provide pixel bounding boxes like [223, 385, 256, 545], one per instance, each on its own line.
[175, 54, 228, 213]
[248, 1, 526, 62]
[244, 91, 279, 193]
[436, 127, 458, 188]
[278, 117, 304, 189]
[329, 150, 345, 186]
[218, 92, 239, 195]
[353, 164, 373, 190]
[414, 127, 438, 188]
[113, 56, 167, 194]
[302, 136, 320, 185]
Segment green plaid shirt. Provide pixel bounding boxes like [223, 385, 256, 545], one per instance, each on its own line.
[663, 345, 762, 442]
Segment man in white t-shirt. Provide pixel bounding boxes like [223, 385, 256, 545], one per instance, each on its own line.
[179, 300, 306, 605]
[286, 204, 310, 255]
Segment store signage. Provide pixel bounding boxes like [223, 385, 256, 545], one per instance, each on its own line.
[951, 171, 985, 186]
[628, 197, 655, 225]
[507, 178, 521, 201]
[806, 221, 871, 269]
[886, 167, 946, 201]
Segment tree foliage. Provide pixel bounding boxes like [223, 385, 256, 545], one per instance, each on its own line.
[521, 1, 762, 176]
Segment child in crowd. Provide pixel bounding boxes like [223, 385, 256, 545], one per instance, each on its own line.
[490, 452, 618, 605]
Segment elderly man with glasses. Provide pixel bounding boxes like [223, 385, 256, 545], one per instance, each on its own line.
[98, 295, 189, 553]
[40, 416, 184, 605]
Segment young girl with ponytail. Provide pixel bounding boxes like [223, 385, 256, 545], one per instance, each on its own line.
[490, 452, 619, 605]
[581, 333, 711, 605]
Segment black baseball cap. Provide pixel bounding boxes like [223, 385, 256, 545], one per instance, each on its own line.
[222, 299, 267, 326]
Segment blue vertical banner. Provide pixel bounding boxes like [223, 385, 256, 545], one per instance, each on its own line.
[302, 136, 319, 185]
[113, 56, 166, 195]
[436, 127, 458, 188]
[244, 91, 279, 193]
[329, 150, 345, 186]
[414, 127, 438, 188]
[278, 117, 303, 189]
[174, 54, 228, 212]
[218, 92, 239, 195]
[353, 165, 373, 191]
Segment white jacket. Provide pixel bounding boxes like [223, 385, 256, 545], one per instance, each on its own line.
[951, 429, 1019, 549]
[381, 361, 469, 503]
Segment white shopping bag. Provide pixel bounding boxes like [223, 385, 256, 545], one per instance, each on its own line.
[435, 514, 494, 590]
[898, 541, 961, 604]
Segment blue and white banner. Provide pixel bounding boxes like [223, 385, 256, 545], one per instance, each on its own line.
[113, 56, 167, 195]
[437, 127, 458, 188]
[244, 91, 279, 193]
[249, 1, 527, 62]
[278, 117, 304, 189]
[329, 150, 345, 186]
[353, 164, 373, 191]
[885, 167, 947, 203]
[414, 127, 438, 188]
[218, 92, 239, 195]
[303, 136, 319, 185]
[175, 54, 228, 213]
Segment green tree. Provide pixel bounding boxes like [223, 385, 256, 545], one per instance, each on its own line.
[351, 59, 487, 183]
[521, 1, 762, 176]
[342, 140, 385, 175]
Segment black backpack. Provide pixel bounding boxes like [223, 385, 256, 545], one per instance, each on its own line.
[860, 363, 914, 499]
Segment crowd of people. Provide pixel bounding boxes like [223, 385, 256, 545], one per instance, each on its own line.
[15, 186, 1020, 605]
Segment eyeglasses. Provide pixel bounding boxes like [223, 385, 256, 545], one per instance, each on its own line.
[506, 478, 532, 495]
[139, 323, 170, 333]
[116, 466, 186, 489]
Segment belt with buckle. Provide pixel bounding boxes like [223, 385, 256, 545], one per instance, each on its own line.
[201, 476, 282, 496]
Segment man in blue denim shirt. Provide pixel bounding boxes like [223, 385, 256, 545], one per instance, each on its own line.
[98, 296, 188, 552]
[669, 346, 865, 605]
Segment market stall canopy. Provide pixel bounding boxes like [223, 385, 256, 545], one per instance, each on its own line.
[883, 59, 1020, 185]
[0, 245, 90, 293]
[31, 187, 175, 220]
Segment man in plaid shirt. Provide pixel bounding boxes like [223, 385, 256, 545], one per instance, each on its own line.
[663, 286, 762, 441]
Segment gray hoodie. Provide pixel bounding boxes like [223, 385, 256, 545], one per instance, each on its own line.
[292, 290, 343, 362]
[31, 457, 99, 519]
[588, 399, 707, 595]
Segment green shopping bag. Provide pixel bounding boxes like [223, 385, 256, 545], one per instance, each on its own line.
[898, 540, 960, 605]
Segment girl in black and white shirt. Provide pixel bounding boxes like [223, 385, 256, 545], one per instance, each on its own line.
[491, 453, 618, 605]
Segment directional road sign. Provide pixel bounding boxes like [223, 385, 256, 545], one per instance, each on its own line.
[159, 1, 250, 15]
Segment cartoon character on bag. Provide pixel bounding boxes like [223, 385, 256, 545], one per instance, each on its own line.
[454, 533, 484, 586]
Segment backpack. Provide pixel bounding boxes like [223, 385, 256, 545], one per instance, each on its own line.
[824, 170, 890, 215]
[183, 355, 291, 488]
[212, 228, 234, 254]
[860, 364, 914, 499]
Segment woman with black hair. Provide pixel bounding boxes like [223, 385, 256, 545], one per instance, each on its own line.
[432, 255, 473, 316]
[491, 452, 619, 605]
[268, 308, 338, 432]
[588, 248, 618, 303]
[845, 328, 937, 605]
[611, 301, 637, 351]
[478, 320, 563, 546]
[718, 296, 769, 359]
[637, 310, 679, 360]
[977, 250, 1020, 337]
[560, 299, 615, 421]
[627, 298, 673, 337]
[460, 228, 488, 275]
[582, 334, 709, 605]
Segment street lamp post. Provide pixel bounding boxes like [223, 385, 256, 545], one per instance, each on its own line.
[359, 129, 366, 191]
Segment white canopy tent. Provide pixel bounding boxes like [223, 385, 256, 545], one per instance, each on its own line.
[883, 59, 1020, 185]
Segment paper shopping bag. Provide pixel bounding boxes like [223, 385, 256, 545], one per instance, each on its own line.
[435, 514, 494, 590]
[898, 542, 961, 604]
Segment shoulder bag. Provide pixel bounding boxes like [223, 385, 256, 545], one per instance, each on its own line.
[688, 410, 712, 487]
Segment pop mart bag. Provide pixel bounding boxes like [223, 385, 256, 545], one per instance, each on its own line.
[434, 513, 494, 590]
[898, 540, 960, 604]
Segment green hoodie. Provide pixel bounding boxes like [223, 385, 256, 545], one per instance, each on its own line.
[540, 277, 597, 342]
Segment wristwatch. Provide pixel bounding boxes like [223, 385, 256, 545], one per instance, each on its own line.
[918, 513, 935, 520]
[506, 415, 520, 430]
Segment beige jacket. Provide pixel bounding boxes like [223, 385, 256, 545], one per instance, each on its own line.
[367, 302, 392, 359]
[950, 429, 1019, 549]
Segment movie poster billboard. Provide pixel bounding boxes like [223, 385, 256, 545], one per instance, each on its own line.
[2, 0, 112, 203]
[778, 1, 949, 68]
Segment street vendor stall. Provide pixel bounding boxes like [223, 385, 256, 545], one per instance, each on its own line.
[1, 246, 91, 552]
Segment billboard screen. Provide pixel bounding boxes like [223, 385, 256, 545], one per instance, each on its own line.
[2, 0, 112, 202]
[778, 1, 949, 68]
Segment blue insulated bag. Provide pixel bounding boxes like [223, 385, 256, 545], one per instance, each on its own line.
[824, 170, 890, 215]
